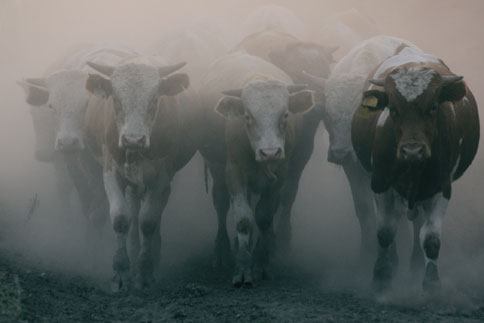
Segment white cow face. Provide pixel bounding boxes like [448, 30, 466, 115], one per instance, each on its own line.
[216, 80, 314, 161]
[85, 62, 189, 150]
[18, 70, 89, 152]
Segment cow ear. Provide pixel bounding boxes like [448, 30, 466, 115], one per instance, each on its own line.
[17, 80, 49, 106]
[215, 96, 244, 120]
[86, 74, 112, 99]
[289, 90, 314, 114]
[362, 90, 388, 110]
[440, 80, 466, 103]
[159, 73, 189, 96]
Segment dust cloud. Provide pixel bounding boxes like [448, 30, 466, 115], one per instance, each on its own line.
[1, 0, 484, 311]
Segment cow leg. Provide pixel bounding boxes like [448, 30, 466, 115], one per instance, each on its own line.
[104, 167, 131, 292]
[207, 161, 231, 269]
[231, 191, 254, 288]
[126, 186, 140, 275]
[276, 128, 315, 255]
[373, 189, 406, 293]
[136, 181, 170, 289]
[419, 193, 448, 292]
[409, 208, 425, 275]
[254, 188, 280, 280]
[343, 158, 377, 265]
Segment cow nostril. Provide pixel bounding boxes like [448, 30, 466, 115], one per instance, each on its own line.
[259, 148, 283, 160]
[401, 143, 426, 161]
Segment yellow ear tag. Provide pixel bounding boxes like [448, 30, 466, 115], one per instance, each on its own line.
[362, 96, 378, 108]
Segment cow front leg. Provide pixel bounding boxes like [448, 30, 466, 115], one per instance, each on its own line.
[254, 188, 279, 280]
[343, 158, 377, 265]
[104, 168, 131, 292]
[420, 193, 448, 293]
[231, 192, 254, 288]
[207, 161, 231, 269]
[126, 186, 140, 275]
[409, 208, 425, 275]
[136, 183, 170, 289]
[373, 189, 406, 293]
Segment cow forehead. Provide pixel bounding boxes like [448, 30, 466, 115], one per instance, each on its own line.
[390, 68, 436, 102]
[46, 70, 89, 111]
[242, 80, 289, 116]
[111, 64, 160, 106]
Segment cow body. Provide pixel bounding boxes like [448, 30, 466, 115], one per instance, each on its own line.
[84, 57, 193, 291]
[351, 44, 479, 292]
[197, 53, 314, 285]
[303, 36, 416, 262]
[232, 30, 335, 252]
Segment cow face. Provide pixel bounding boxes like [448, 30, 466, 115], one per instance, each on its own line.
[367, 67, 465, 163]
[215, 80, 314, 161]
[269, 42, 336, 84]
[86, 62, 189, 150]
[18, 70, 90, 152]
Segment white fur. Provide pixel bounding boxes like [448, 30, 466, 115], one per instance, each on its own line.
[417, 193, 448, 265]
[374, 46, 440, 79]
[377, 107, 390, 128]
[110, 63, 161, 148]
[324, 36, 417, 158]
[202, 53, 293, 161]
[390, 68, 435, 102]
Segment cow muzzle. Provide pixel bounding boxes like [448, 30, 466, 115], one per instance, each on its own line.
[55, 136, 84, 152]
[398, 142, 429, 162]
[121, 134, 147, 149]
[258, 148, 283, 161]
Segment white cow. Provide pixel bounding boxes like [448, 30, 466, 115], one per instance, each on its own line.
[304, 36, 417, 262]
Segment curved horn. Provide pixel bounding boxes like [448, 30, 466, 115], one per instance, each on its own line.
[442, 75, 463, 85]
[287, 84, 308, 94]
[302, 71, 326, 88]
[159, 62, 187, 77]
[369, 78, 385, 87]
[222, 88, 243, 98]
[86, 61, 115, 76]
[25, 78, 47, 87]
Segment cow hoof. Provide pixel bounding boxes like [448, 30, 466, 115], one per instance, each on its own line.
[422, 262, 441, 293]
[135, 273, 155, 290]
[111, 272, 130, 293]
[372, 260, 393, 294]
[232, 269, 253, 288]
[232, 274, 243, 288]
[213, 237, 232, 270]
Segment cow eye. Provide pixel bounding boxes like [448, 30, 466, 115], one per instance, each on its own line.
[283, 112, 289, 119]
[244, 114, 251, 123]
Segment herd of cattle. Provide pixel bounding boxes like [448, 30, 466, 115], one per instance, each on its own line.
[16, 6, 480, 295]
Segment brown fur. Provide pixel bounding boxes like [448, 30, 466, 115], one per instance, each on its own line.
[352, 60, 479, 204]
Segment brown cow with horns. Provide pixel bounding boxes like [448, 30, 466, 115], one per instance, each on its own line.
[351, 44, 479, 293]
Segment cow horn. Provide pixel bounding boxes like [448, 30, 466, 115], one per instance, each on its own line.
[287, 84, 308, 93]
[442, 75, 463, 85]
[87, 61, 115, 76]
[302, 71, 326, 88]
[369, 78, 385, 87]
[25, 78, 47, 87]
[222, 88, 243, 98]
[159, 62, 186, 77]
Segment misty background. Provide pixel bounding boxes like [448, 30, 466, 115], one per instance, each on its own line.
[0, 0, 483, 299]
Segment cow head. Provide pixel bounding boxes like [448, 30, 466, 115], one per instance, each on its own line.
[215, 80, 314, 161]
[85, 61, 189, 150]
[268, 42, 337, 84]
[18, 70, 90, 152]
[367, 67, 465, 163]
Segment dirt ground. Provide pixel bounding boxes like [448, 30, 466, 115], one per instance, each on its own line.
[0, 246, 483, 323]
